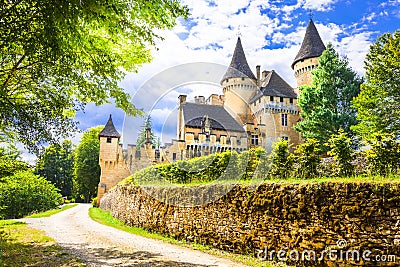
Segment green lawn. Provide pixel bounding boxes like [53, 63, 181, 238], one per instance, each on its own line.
[89, 207, 283, 267]
[25, 203, 78, 218]
[0, 219, 83, 267]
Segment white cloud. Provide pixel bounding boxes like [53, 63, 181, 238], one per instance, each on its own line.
[301, 0, 339, 11]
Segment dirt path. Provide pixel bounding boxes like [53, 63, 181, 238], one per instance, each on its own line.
[25, 204, 248, 267]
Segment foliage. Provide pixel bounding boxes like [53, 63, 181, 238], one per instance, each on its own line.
[364, 132, 400, 176]
[326, 129, 355, 177]
[25, 204, 78, 218]
[73, 126, 102, 203]
[294, 138, 321, 178]
[352, 31, 400, 139]
[295, 44, 362, 150]
[0, 0, 189, 153]
[268, 139, 294, 178]
[35, 140, 75, 197]
[0, 143, 28, 178]
[0, 171, 62, 219]
[136, 115, 158, 150]
[124, 148, 266, 185]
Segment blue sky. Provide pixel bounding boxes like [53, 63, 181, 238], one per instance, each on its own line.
[21, 0, 400, 161]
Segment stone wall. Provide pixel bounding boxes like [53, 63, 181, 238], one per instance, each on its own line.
[100, 182, 400, 266]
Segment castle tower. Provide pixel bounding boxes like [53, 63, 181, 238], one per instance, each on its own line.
[221, 37, 257, 124]
[97, 115, 129, 204]
[292, 19, 326, 91]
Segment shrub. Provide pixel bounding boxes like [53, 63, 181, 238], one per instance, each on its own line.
[326, 130, 355, 177]
[364, 132, 400, 176]
[268, 139, 294, 178]
[294, 138, 321, 178]
[0, 171, 62, 219]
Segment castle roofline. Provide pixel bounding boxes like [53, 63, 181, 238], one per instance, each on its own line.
[291, 19, 326, 69]
[99, 114, 121, 138]
[221, 37, 256, 82]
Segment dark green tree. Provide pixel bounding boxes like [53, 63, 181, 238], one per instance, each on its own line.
[35, 140, 75, 197]
[295, 44, 362, 150]
[73, 126, 102, 203]
[0, 1, 189, 153]
[352, 31, 400, 139]
[136, 116, 157, 149]
[0, 143, 28, 178]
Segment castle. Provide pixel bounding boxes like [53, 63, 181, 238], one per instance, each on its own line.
[97, 19, 326, 202]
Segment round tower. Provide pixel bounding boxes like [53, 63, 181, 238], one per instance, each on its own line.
[292, 19, 326, 91]
[221, 37, 257, 124]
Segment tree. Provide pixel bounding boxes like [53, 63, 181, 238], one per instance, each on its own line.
[0, 1, 189, 153]
[73, 126, 102, 203]
[268, 139, 294, 178]
[0, 143, 28, 178]
[136, 115, 158, 149]
[352, 31, 400, 139]
[294, 138, 321, 179]
[35, 140, 75, 197]
[326, 129, 355, 177]
[295, 44, 362, 150]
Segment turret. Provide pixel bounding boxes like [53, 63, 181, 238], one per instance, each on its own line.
[97, 114, 122, 204]
[221, 37, 257, 124]
[292, 19, 326, 91]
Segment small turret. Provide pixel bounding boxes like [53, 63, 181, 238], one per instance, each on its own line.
[221, 37, 257, 124]
[292, 19, 326, 89]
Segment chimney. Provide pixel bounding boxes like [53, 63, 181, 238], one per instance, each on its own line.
[256, 65, 261, 86]
[178, 95, 187, 105]
[262, 70, 268, 79]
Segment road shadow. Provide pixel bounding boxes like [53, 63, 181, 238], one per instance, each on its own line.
[62, 244, 218, 267]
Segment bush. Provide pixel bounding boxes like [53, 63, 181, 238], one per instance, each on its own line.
[0, 171, 62, 219]
[294, 138, 321, 178]
[364, 132, 400, 176]
[268, 139, 294, 178]
[326, 130, 355, 177]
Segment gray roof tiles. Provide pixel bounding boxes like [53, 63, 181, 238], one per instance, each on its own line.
[292, 19, 326, 69]
[182, 102, 245, 133]
[222, 37, 257, 81]
[99, 115, 121, 138]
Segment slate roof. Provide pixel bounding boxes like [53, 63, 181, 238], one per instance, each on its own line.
[291, 19, 326, 69]
[182, 102, 245, 132]
[99, 114, 121, 138]
[221, 37, 256, 81]
[249, 70, 297, 103]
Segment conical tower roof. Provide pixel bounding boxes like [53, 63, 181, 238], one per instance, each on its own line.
[222, 37, 256, 82]
[99, 114, 121, 138]
[291, 19, 326, 69]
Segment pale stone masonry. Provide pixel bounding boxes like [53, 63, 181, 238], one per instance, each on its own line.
[97, 19, 326, 203]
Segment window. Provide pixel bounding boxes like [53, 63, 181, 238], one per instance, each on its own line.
[251, 135, 259, 146]
[106, 137, 112, 143]
[172, 153, 177, 161]
[281, 114, 288, 126]
[241, 77, 245, 81]
[282, 136, 289, 141]
[280, 97, 284, 102]
[290, 98, 293, 104]
[259, 98, 261, 104]
[270, 96, 274, 101]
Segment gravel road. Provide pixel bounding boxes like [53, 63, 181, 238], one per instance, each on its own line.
[25, 204, 248, 267]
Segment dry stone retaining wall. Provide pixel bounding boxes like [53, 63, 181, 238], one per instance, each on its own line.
[100, 182, 400, 266]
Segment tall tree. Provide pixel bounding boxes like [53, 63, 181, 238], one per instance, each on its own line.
[0, 143, 28, 179]
[73, 126, 102, 203]
[352, 31, 400, 139]
[35, 140, 75, 197]
[136, 115, 158, 149]
[295, 44, 362, 149]
[0, 1, 189, 153]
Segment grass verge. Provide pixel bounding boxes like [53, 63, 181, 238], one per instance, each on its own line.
[89, 207, 283, 267]
[0, 219, 83, 266]
[25, 203, 78, 218]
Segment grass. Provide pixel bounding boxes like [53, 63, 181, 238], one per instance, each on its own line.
[25, 203, 78, 218]
[0, 219, 83, 267]
[89, 207, 284, 267]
